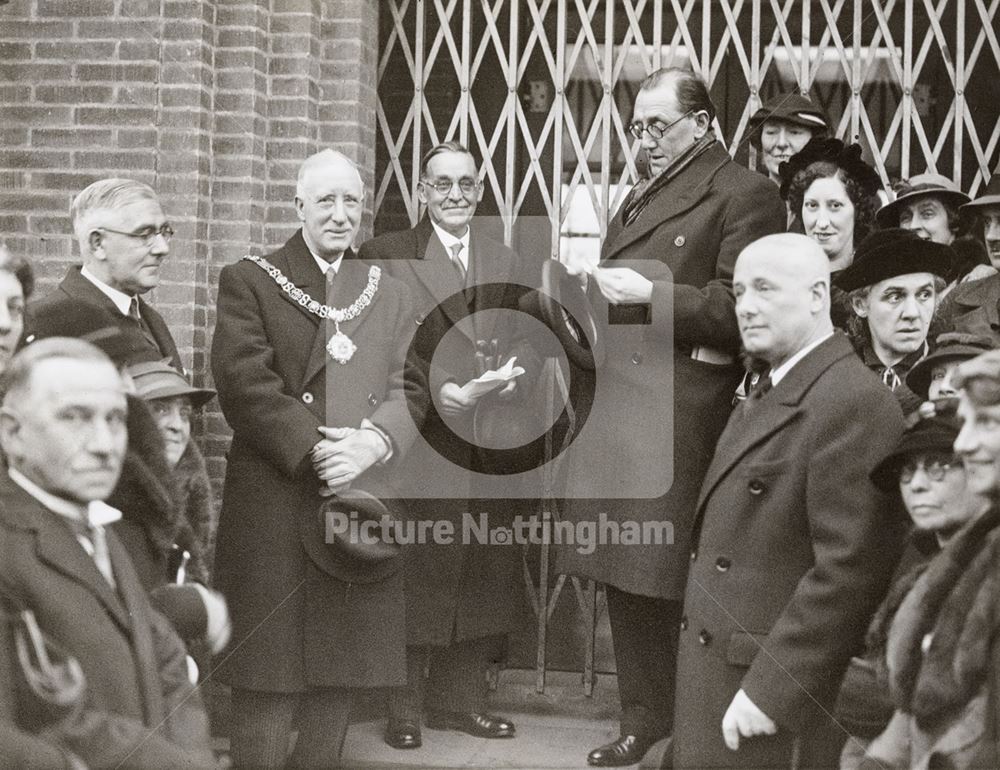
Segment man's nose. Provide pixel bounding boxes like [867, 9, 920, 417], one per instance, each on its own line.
[86, 418, 119, 455]
[150, 231, 170, 256]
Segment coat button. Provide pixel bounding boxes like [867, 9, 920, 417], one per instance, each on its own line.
[631, 352, 643, 365]
[748, 479, 765, 495]
[715, 557, 731, 572]
[680, 616, 688, 631]
[699, 630, 713, 646]
[690, 549, 697, 562]
[367, 393, 379, 408]
[302, 392, 314, 404]
[674, 235, 686, 247]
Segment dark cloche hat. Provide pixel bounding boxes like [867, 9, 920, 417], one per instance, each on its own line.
[870, 403, 962, 493]
[876, 173, 971, 229]
[835, 228, 956, 292]
[778, 137, 883, 202]
[747, 92, 829, 150]
[905, 332, 995, 399]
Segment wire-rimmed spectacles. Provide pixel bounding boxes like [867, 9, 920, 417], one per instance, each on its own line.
[899, 456, 959, 483]
[628, 111, 693, 140]
[421, 178, 481, 196]
[100, 224, 174, 244]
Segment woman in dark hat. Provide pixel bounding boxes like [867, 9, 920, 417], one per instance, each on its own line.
[835, 403, 989, 768]
[876, 173, 990, 284]
[837, 228, 956, 413]
[962, 173, 1000, 267]
[905, 331, 995, 402]
[850, 353, 1000, 769]
[747, 92, 828, 184]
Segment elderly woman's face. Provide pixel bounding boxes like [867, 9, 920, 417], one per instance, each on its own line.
[760, 120, 813, 180]
[852, 273, 936, 363]
[0, 270, 25, 375]
[899, 451, 980, 533]
[899, 195, 954, 245]
[147, 395, 193, 469]
[802, 175, 856, 265]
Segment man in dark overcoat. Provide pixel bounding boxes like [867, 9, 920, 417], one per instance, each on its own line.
[556, 67, 787, 767]
[358, 141, 541, 749]
[211, 149, 427, 767]
[27, 178, 182, 370]
[671, 234, 907, 768]
[0, 338, 216, 769]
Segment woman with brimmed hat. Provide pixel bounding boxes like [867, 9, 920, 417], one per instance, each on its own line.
[961, 173, 1000, 268]
[837, 228, 956, 413]
[834, 403, 990, 768]
[877, 173, 991, 284]
[747, 92, 828, 185]
[848, 354, 1000, 769]
[904, 331, 995, 403]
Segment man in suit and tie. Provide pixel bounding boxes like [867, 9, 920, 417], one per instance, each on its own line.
[211, 149, 427, 767]
[0, 337, 217, 769]
[358, 141, 540, 750]
[671, 234, 907, 767]
[27, 178, 182, 370]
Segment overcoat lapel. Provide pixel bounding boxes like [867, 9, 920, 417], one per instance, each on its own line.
[602, 143, 731, 262]
[467, 231, 515, 344]
[408, 217, 470, 335]
[695, 334, 855, 512]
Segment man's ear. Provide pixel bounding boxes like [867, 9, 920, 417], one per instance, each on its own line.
[294, 196, 306, 223]
[416, 182, 429, 207]
[88, 229, 104, 255]
[692, 110, 711, 139]
[811, 279, 829, 307]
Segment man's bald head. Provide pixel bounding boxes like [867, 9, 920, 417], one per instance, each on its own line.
[733, 233, 833, 368]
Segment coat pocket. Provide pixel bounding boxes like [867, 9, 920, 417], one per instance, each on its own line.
[725, 630, 769, 668]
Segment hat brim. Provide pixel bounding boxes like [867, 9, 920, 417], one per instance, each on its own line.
[870, 430, 959, 493]
[141, 383, 216, 408]
[876, 189, 972, 228]
[904, 346, 986, 398]
[962, 195, 1000, 211]
[747, 111, 827, 149]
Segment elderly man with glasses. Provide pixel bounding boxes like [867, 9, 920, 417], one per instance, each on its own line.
[555, 67, 787, 767]
[27, 178, 182, 370]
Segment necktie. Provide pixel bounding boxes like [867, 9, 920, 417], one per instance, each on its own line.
[449, 242, 467, 284]
[67, 513, 115, 588]
[128, 297, 159, 353]
[325, 265, 336, 299]
[752, 373, 773, 398]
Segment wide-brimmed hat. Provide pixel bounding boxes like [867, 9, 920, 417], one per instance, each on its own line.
[876, 173, 971, 228]
[835, 228, 956, 292]
[748, 93, 828, 150]
[961, 174, 1000, 212]
[870, 405, 962, 493]
[127, 360, 216, 407]
[298, 481, 406, 584]
[905, 332, 996, 399]
[24, 299, 158, 368]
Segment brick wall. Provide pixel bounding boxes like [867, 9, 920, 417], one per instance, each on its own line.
[0, 0, 379, 489]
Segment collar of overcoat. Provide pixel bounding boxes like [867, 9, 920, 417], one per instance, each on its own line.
[269, 230, 383, 385]
[695, 332, 856, 512]
[601, 141, 733, 262]
[0, 472, 136, 636]
[408, 216, 513, 344]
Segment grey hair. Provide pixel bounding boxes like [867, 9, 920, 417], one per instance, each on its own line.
[295, 149, 365, 199]
[419, 141, 477, 179]
[1, 337, 114, 405]
[71, 178, 160, 255]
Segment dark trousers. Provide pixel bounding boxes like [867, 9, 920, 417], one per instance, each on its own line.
[230, 686, 353, 769]
[388, 634, 503, 720]
[607, 585, 681, 740]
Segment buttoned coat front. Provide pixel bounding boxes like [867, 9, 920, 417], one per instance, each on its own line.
[211, 230, 427, 692]
[672, 333, 907, 768]
[557, 141, 787, 599]
[358, 217, 541, 646]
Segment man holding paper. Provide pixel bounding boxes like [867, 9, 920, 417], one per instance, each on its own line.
[359, 141, 541, 751]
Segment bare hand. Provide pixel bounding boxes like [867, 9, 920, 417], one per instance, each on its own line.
[438, 381, 479, 416]
[721, 689, 777, 750]
[312, 426, 380, 489]
[591, 266, 653, 304]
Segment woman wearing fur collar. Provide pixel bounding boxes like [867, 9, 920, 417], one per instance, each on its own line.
[858, 352, 1000, 769]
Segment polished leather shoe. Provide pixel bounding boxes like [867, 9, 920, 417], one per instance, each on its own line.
[384, 718, 422, 749]
[425, 710, 516, 738]
[587, 734, 652, 766]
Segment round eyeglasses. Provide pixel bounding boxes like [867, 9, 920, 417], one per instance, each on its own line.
[421, 178, 481, 196]
[628, 111, 693, 140]
[899, 457, 959, 483]
[100, 224, 174, 244]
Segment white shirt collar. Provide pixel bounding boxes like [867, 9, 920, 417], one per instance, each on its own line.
[431, 222, 470, 268]
[769, 332, 834, 386]
[7, 468, 122, 528]
[80, 265, 134, 316]
[310, 251, 344, 276]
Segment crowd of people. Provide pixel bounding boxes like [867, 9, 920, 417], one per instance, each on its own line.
[0, 64, 998, 770]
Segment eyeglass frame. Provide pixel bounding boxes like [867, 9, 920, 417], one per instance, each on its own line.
[419, 177, 482, 196]
[899, 455, 960, 484]
[99, 224, 174, 245]
[628, 110, 696, 140]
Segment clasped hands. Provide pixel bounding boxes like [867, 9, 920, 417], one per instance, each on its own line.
[312, 426, 383, 495]
[562, 262, 653, 305]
